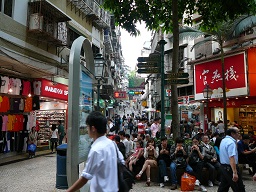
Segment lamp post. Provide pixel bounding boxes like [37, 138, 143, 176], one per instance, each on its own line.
[159, 39, 167, 138]
[94, 53, 105, 111]
[203, 84, 213, 131]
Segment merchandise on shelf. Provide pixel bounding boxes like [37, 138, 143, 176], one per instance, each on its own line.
[36, 110, 65, 144]
[239, 107, 256, 134]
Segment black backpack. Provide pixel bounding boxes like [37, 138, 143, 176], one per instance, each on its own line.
[115, 144, 135, 192]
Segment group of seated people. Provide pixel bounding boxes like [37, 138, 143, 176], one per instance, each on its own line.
[108, 130, 256, 191]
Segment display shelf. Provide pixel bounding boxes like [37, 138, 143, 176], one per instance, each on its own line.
[239, 107, 256, 133]
[36, 110, 65, 142]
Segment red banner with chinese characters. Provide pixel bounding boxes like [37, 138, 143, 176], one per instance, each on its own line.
[40, 79, 68, 101]
[194, 52, 247, 100]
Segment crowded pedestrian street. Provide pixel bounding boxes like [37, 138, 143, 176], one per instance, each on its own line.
[0, 153, 255, 192]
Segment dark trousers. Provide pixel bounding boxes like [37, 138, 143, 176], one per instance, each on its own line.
[190, 161, 204, 184]
[158, 159, 169, 183]
[217, 164, 245, 192]
[50, 138, 58, 152]
[239, 154, 256, 174]
[59, 135, 64, 145]
[204, 161, 221, 182]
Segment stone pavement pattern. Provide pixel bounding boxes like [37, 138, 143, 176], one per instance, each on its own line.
[0, 154, 254, 192]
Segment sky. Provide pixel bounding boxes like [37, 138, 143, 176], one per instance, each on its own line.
[120, 22, 152, 70]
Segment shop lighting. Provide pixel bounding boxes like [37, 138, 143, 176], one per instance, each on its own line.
[245, 96, 248, 98]
[236, 97, 238, 99]
[227, 98, 229, 100]
[28, 93, 31, 97]
[8, 88, 12, 93]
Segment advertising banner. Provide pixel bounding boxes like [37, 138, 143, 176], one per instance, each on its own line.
[40, 79, 68, 100]
[194, 52, 247, 100]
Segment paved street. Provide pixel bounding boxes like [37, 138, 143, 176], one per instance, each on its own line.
[0, 154, 255, 192]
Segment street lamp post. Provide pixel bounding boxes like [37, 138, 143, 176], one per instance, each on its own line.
[203, 84, 213, 132]
[159, 39, 167, 138]
[94, 53, 105, 111]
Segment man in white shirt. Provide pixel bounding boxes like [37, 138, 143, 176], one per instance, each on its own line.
[67, 111, 124, 192]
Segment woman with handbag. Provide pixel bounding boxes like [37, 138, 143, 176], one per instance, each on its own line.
[28, 126, 37, 158]
[135, 138, 159, 186]
[50, 124, 58, 153]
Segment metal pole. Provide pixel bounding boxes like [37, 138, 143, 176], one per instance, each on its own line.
[206, 85, 209, 132]
[159, 39, 166, 138]
[97, 79, 100, 111]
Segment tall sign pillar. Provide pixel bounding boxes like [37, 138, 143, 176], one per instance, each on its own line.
[67, 36, 95, 191]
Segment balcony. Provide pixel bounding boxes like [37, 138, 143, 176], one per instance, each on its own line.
[104, 29, 113, 54]
[68, 0, 110, 29]
[27, 0, 71, 46]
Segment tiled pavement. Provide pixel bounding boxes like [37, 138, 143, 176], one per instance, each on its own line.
[0, 152, 255, 192]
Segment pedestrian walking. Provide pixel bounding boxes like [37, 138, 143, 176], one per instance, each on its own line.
[28, 126, 37, 158]
[67, 111, 124, 192]
[57, 120, 65, 145]
[218, 127, 245, 192]
[50, 124, 58, 153]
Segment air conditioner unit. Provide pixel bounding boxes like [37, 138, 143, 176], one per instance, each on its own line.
[29, 13, 43, 31]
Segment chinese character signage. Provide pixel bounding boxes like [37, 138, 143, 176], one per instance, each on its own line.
[194, 52, 247, 100]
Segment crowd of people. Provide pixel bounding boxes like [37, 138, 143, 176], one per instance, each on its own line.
[106, 114, 256, 191]
[67, 111, 256, 192]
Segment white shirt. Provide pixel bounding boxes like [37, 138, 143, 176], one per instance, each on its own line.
[0, 76, 9, 93]
[122, 138, 130, 157]
[81, 136, 124, 192]
[33, 81, 41, 95]
[108, 122, 115, 135]
[51, 129, 58, 139]
[150, 122, 159, 138]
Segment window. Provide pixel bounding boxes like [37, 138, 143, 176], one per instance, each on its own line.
[1, 0, 13, 17]
[67, 28, 80, 49]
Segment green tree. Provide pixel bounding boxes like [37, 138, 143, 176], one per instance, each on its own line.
[103, 0, 256, 139]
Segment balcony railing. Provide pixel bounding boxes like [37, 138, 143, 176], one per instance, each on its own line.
[27, 0, 71, 46]
[69, 0, 110, 29]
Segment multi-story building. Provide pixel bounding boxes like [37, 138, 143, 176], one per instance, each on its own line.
[0, 0, 123, 158]
[146, 15, 256, 133]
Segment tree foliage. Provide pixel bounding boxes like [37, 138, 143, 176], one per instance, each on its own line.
[103, 0, 256, 36]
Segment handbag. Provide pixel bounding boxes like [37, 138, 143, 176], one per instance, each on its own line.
[28, 144, 37, 152]
[181, 173, 196, 191]
[114, 143, 135, 192]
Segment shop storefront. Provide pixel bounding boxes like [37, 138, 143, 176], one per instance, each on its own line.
[194, 48, 256, 135]
[35, 79, 68, 149]
[0, 77, 69, 157]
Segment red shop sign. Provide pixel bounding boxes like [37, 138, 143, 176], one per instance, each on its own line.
[194, 52, 247, 100]
[40, 79, 68, 101]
